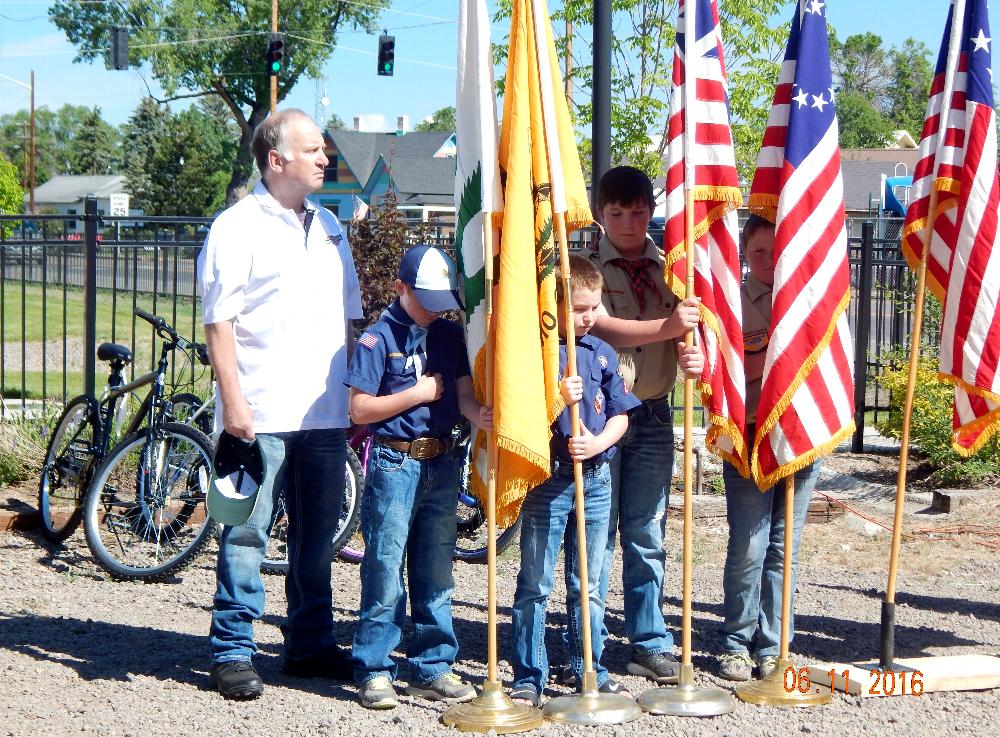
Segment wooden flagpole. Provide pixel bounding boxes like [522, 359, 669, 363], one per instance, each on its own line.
[483, 218, 500, 686]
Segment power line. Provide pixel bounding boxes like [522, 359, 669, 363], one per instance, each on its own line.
[285, 32, 456, 71]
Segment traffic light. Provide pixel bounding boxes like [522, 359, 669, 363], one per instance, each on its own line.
[266, 32, 286, 76]
[377, 35, 395, 76]
[111, 27, 129, 71]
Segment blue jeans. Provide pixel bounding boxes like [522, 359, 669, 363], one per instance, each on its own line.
[352, 443, 460, 685]
[593, 396, 675, 656]
[512, 461, 612, 693]
[210, 429, 347, 664]
[720, 460, 820, 658]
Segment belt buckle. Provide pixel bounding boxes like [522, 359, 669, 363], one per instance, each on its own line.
[409, 437, 440, 460]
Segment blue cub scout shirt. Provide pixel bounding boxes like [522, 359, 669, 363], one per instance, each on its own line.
[345, 300, 471, 440]
[551, 334, 640, 464]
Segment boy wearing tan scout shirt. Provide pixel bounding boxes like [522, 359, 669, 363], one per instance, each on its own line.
[716, 215, 821, 682]
[563, 166, 703, 685]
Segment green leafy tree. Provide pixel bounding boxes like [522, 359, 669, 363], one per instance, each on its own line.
[50, 0, 388, 206]
[416, 106, 456, 132]
[69, 107, 121, 175]
[0, 154, 24, 236]
[121, 97, 171, 213]
[325, 113, 347, 131]
[830, 31, 889, 104]
[886, 38, 933, 138]
[0, 104, 119, 185]
[836, 90, 895, 148]
[495, 0, 785, 187]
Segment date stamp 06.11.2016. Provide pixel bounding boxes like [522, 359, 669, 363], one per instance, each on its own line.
[783, 667, 927, 696]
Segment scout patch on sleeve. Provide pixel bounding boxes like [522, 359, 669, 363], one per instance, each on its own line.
[594, 392, 604, 414]
[598, 354, 608, 369]
[744, 330, 769, 354]
[358, 332, 378, 350]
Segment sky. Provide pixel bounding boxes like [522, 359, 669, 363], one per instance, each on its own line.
[1, 1, 998, 130]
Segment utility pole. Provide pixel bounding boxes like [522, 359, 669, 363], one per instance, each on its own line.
[592, 0, 611, 210]
[565, 18, 573, 110]
[270, 0, 278, 114]
[0, 71, 36, 213]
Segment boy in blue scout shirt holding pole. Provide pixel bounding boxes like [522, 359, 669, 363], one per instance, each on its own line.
[347, 245, 492, 710]
[508, 255, 640, 708]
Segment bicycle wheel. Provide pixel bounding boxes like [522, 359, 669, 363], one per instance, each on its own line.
[452, 430, 521, 563]
[38, 396, 97, 542]
[262, 446, 363, 574]
[83, 422, 216, 581]
[168, 392, 214, 436]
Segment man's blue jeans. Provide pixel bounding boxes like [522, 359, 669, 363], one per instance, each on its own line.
[512, 461, 612, 693]
[210, 429, 347, 664]
[352, 443, 460, 686]
[720, 460, 820, 658]
[594, 396, 675, 656]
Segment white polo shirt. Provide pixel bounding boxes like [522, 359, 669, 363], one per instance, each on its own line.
[198, 182, 363, 433]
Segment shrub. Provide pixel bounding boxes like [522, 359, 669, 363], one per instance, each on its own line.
[877, 352, 1000, 487]
[0, 412, 51, 486]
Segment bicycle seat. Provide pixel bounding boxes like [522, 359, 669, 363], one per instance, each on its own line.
[97, 342, 133, 364]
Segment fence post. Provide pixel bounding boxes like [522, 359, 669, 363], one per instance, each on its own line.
[853, 221, 874, 452]
[83, 195, 98, 397]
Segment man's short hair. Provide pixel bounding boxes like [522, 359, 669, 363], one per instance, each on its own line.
[596, 166, 655, 212]
[251, 109, 312, 176]
[741, 213, 775, 250]
[555, 253, 604, 303]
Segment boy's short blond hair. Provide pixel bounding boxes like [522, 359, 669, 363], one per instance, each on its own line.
[555, 253, 604, 303]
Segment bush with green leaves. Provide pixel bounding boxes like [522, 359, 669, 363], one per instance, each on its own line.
[0, 412, 51, 486]
[877, 351, 1000, 487]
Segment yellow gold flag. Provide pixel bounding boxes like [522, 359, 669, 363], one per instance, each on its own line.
[479, 0, 592, 526]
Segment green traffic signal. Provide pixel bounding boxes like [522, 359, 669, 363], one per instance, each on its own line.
[272, 61, 281, 73]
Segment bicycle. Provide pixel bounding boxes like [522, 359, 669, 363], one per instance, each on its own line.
[38, 309, 211, 545]
[40, 309, 217, 581]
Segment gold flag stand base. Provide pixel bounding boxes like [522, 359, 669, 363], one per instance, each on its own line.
[808, 655, 1000, 697]
[441, 680, 543, 733]
[736, 657, 830, 707]
[542, 670, 642, 725]
[638, 663, 737, 717]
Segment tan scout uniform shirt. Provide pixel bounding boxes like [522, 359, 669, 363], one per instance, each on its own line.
[741, 276, 772, 425]
[589, 235, 679, 401]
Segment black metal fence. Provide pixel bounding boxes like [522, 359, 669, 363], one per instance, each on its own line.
[0, 196, 211, 413]
[0, 199, 917, 450]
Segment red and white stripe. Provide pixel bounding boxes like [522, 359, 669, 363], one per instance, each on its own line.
[663, 0, 746, 473]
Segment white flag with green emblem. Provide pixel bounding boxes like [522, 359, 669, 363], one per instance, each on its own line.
[455, 0, 502, 400]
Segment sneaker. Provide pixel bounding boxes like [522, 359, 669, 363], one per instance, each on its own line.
[717, 652, 755, 682]
[757, 655, 779, 679]
[599, 678, 635, 699]
[359, 676, 399, 709]
[554, 665, 578, 688]
[283, 644, 355, 680]
[208, 661, 264, 700]
[405, 672, 476, 703]
[626, 650, 680, 684]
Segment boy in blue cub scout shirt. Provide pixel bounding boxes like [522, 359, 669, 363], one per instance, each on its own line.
[508, 254, 640, 708]
[347, 245, 492, 710]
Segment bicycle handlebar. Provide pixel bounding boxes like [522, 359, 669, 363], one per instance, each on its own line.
[134, 310, 209, 366]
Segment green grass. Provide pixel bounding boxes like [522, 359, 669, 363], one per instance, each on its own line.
[1, 280, 206, 399]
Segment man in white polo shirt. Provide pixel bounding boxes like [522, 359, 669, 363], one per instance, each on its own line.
[198, 108, 363, 700]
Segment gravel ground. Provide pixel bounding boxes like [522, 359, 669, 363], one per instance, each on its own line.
[2, 482, 998, 737]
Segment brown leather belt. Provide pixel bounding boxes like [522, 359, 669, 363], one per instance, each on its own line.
[374, 434, 453, 460]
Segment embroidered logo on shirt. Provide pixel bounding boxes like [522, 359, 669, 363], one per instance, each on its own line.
[358, 332, 378, 350]
[594, 392, 604, 414]
[327, 233, 343, 246]
[744, 330, 769, 354]
[598, 354, 608, 369]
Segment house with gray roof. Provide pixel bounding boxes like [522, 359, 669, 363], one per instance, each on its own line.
[28, 175, 129, 232]
[315, 128, 456, 222]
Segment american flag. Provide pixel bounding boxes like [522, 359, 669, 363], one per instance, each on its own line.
[663, 0, 747, 473]
[911, 0, 1000, 455]
[747, 0, 855, 489]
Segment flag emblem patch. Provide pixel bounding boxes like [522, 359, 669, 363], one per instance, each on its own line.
[594, 392, 603, 414]
[358, 333, 378, 350]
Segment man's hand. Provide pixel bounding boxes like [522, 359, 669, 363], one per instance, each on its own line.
[478, 406, 494, 432]
[567, 424, 602, 461]
[560, 375, 583, 405]
[414, 373, 444, 403]
[678, 340, 704, 378]
[661, 297, 702, 340]
[223, 395, 255, 440]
